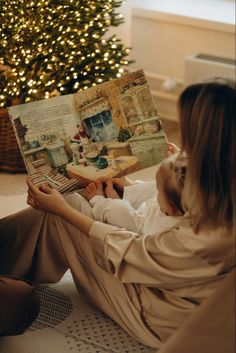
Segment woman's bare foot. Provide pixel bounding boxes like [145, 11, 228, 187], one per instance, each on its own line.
[83, 181, 104, 201]
[104, 180, 121, 199]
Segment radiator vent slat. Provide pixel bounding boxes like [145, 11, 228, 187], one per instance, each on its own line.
[184, 53, 235, 85]
[195, 54, 236, 67]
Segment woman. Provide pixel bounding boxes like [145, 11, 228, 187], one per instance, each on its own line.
[0, 80, 235, 346]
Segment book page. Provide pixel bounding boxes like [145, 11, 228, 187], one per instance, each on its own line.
[8, 95, 82, 194]
[73, 69, 168, 168]
[9, 94, 79, 138]
[8, 70, 168, 193]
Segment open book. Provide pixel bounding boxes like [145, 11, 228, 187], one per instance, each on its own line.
[8, 70, 168, 194]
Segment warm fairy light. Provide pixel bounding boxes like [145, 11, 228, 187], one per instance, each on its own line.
[0, 0, 131, 107]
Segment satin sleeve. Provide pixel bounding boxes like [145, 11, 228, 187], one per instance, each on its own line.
[89, 215, 232, 289]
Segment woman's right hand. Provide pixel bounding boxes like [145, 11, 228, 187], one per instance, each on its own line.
[98, 176, 134, 197]
[167, 142, 180, 156]
[111, 176, 134, 189]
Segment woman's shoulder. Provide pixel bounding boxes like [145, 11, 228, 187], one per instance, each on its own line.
[172, 214, 232, 241]
[168, 214, 234, 266]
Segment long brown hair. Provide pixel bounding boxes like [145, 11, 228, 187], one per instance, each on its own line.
[178, 79, 235, 231]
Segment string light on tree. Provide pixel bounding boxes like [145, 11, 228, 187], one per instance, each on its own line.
[0, 0, 132, 107]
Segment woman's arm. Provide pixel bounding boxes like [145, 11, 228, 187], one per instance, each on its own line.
[27, 178, 94, 235]
[27, 180, 228, 288]
[59, 203, 94, 235]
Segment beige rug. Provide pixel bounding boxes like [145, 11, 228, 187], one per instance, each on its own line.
[0, 272, 156, 353]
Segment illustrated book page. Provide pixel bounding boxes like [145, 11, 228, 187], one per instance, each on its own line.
[8, 94, 82, 194]
[8, 70, 168, 193]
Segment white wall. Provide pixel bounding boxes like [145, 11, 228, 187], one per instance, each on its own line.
[131, 1, 235, 80]
[131, 18, 235, 79]
[130, 2, 235, 120]
[108, 0, 132, 47]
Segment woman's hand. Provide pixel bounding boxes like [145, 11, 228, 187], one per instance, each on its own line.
[98, 176, 134, 198]
[99, 176, 134, 189]
[27, 178, 94, 235]
[167, 142, 180, 156]
[112, 176, 134, 188]
[26, 178, 69, 216]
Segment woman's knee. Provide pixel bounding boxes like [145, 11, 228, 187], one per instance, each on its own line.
[0, 276, 40, 336]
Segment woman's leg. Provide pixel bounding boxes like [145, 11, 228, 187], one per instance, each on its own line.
[0, 276, 40, 336]
[51, 208, 160, 347]
[0, 206, 68, 282]
[0, 193, 91, 281]
[0, 193, 159, 347]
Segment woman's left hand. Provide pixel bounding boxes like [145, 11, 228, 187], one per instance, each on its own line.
[26, 178, 69, 216]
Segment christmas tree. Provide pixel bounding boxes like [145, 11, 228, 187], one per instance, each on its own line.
[0, 0, 131, 108]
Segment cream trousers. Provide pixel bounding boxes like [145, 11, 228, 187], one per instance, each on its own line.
[0, 193, 160, 348]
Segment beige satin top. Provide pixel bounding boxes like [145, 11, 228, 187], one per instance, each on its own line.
[89, 214, 234, 341]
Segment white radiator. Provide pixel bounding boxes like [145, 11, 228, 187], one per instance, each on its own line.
[184, 53, 236, 85]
